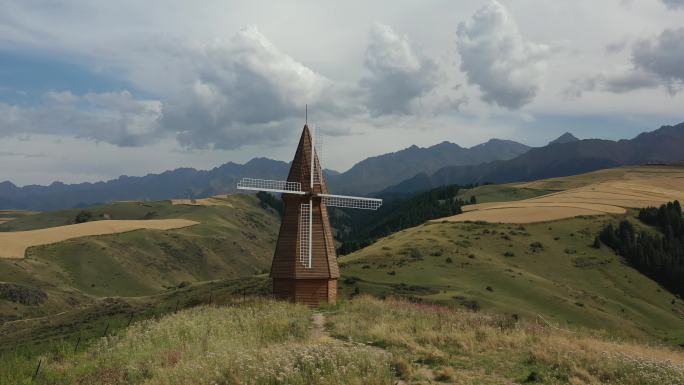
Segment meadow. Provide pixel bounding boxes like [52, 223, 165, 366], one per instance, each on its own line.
[340, 215, 684, 346]
[6, 296, 683, 385]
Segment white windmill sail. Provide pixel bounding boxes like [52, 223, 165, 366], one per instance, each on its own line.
[237, 178, 305, 195]
[318, 194, 382, 210]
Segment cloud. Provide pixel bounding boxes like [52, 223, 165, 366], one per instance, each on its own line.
[564, 70, 661, 99]
[632, 27, 684, 94]
[456, 1, 550, 109]
[662, 0, 684, 9]
[568, 27, 684, 97]
[0, 90, 162, 146]
[360, 23, 441, 116]
[159, 26, 339, 149]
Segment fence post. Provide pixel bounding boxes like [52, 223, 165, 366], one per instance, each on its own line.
[31, 359, 42, 381]
[73, 335, 81, 353]
[126, 313, 134, 327]
[102, 322, 110, 337]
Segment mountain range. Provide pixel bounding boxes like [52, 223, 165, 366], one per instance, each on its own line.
[2, 122, 683, 210]
[0, 138, 530, 211]
[384, 122, 684, 194]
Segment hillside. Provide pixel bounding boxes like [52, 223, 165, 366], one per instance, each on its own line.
[339, 167, 684, 345]
[7, 296, 684, 384]
[339, 215, 684, 346]
[0, 195, 279, 322]
[385, 122, 684, 194]
[445, 165, 684, 224]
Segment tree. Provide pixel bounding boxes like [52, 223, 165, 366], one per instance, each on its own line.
[74, 210, 93, 224]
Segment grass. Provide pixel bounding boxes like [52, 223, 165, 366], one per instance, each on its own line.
[326, 296, 684, 385]
[6, 296, 683, 385]
[0, 276, 270, 383]
[23, 299, 393, 385]
[457, 184, 554, 204]
[339, 215, 684, 346]
[0, 195, 279, 319]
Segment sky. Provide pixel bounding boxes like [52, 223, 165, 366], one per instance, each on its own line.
[1, 0, 683, 186]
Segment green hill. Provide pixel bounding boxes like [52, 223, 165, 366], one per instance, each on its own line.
[339, 214, 684, 346]
[0, 195, 279, 322]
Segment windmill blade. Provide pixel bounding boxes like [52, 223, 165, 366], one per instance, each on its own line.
[299, 200, 312, 268]
[319, 193, 382, 210]
[312, 125, 324, 186]
[237, 178, 305, 195]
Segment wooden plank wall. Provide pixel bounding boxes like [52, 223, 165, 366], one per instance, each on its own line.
[272, 278, 337, 305]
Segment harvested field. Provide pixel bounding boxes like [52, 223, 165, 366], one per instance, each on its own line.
[170, 195, 234, 207]
[0, 219, 198, 259]
[441, 165, 684, 224]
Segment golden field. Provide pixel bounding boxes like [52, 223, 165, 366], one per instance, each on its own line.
[441, 166, 684, 223]
[0, 219, 198, 259]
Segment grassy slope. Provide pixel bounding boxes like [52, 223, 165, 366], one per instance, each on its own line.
[339, 215, 684, 346]
[10, 298, 392, 385]
[8, 297, 684, 385]
[456, 184, 554, 204]
[0, 195, 279, 321]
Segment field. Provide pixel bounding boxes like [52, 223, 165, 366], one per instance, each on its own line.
[0, 210, 36, 224]
[169, 195, 234, 206]
[6, 296, 683, 385]
[443, 165, 684, 223]
[0, 219, 198, 259]
[0, 195, 279, 321]
[340, 215, 684, 346]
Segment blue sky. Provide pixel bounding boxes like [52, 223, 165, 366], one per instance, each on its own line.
[1, 0, 683, 185]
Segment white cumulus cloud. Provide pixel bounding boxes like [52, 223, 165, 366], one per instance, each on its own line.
[456, 1, 550, 109]
[360, 23, 441, 116]
[159, 26, 339, 149]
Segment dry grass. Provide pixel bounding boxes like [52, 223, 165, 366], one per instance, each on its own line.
[169, 195, 234, 206]
[441, 166, 684, 224]
[0, 219, 198, 259]
[38, 299, 393, 385]
[327, 296, 684, 385]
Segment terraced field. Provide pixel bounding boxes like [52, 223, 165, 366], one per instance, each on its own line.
[442, 165, 684, 223]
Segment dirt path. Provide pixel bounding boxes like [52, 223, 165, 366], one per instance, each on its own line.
[310, 312, 331, 341]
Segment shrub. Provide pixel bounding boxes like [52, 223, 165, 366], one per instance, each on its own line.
[529, 242, 544, 252]
[74, 210, 93, 224]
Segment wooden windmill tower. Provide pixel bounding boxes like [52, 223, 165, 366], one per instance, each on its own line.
[237, 120, 382, 305]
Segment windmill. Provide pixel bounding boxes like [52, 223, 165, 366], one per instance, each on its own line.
[237, 120, 382, 305]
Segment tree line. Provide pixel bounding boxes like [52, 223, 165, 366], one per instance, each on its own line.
[598, 201, 684, 295]
[334, 184, 468, 255]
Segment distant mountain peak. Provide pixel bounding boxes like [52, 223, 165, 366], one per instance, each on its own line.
[549, 132, 579, 145]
